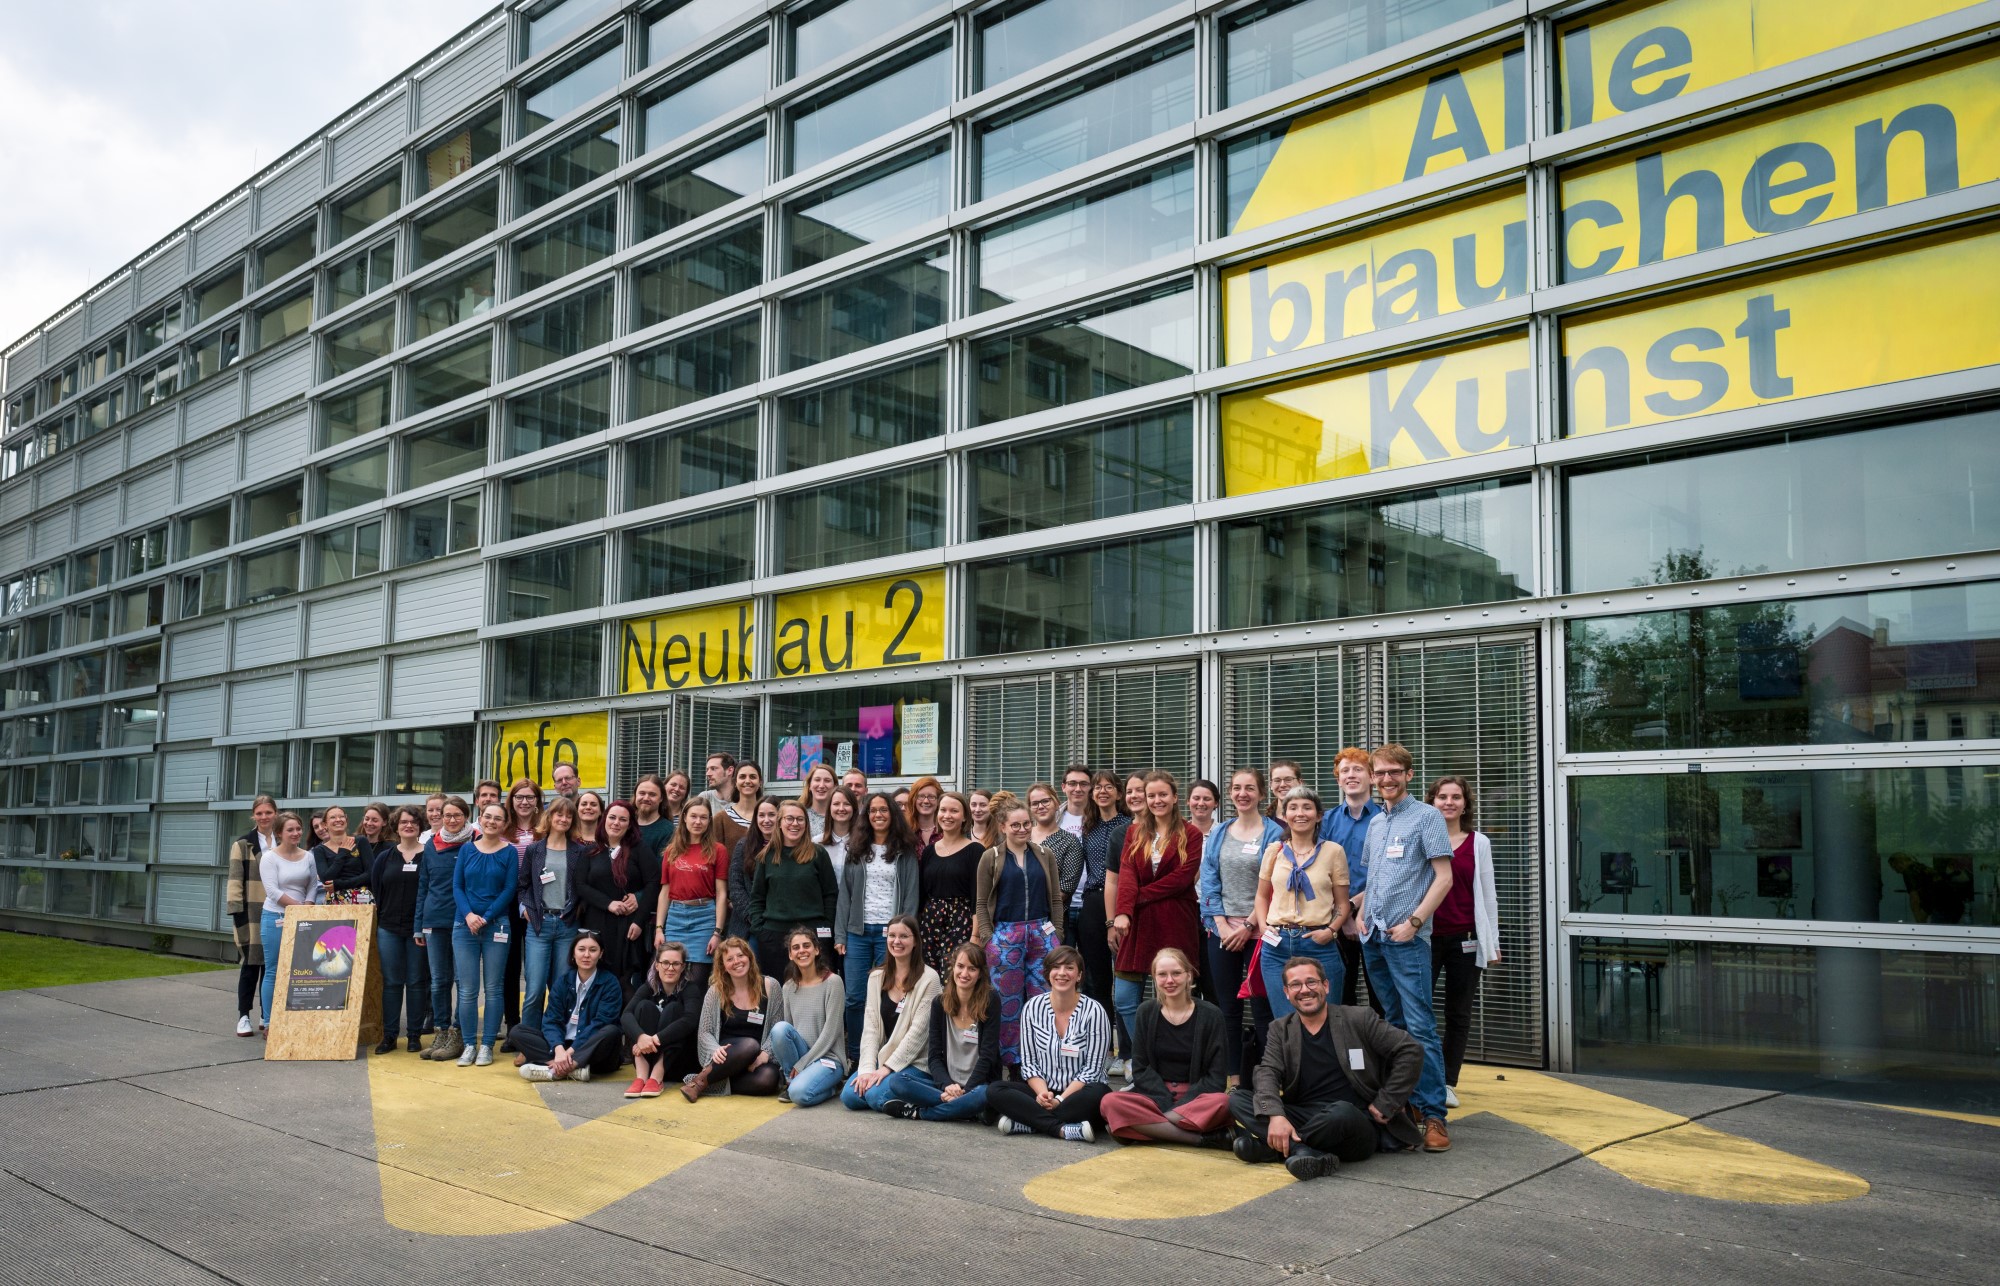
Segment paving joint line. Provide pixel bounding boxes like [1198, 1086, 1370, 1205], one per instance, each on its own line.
[0, 1165, 245, 1286]
[22, 985, 256, 1041]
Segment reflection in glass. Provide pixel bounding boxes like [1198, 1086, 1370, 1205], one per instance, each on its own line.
[787, 143, 949, 270]
[518, 115, 622, 213]
[649, 0, 755, 66]
[324, 308, 395, 377]
[403, 413, 489, 488]
[237, 543, 300, 605]
[975, 157, 1193, 309]
[422, 104, 503, 192]
[329, 241, 395, 310]
[521, 38, 624, 135]
[257, 290, 314, 350]
[978, 0, 1179, 87]
[978, 39, 1193, 198]
[793, 0, 938, 76]
[629, 315, 761, 417]
[789, 40, 952, 173]
[970, 406, 1191, 539]
[515, 199, 617, 292]
[781, 248, 948, 371]
[969, 530, 1193, 654]
[626, 412, 757, 507]
[413, 183, 499, 268]
[508, 368, 612, 456]
[777, 462, 943, 572]
[513, 283, 615, 375]
[779, 358, 941, 470]
[971, 281, 1193, 424]
[504, 454, 608, 539]
[771, 679, 953, 778]
[526, 0, 622, 59]
[636, 132, 766, 239]
[500, 540, 605, 621]
[641, 39, 767, 151]
[314, 521, 383, 586]
[623, 503, 756, 599]
[634, 220, 763, 326]
[400, 491, 482, 564]
[1568, 583, 2000, 754]
[320, 446, 390, 515]
[1222, 0, 1505, 106]
[260, 224, 316, 285]
[333, 172, 400, 245]
[1565, 410, 2000, 592]
[495, 625, 603, 705]
[406, 334, 492, 414]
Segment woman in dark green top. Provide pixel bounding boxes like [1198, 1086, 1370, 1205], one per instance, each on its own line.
[749, 800, 839, 979]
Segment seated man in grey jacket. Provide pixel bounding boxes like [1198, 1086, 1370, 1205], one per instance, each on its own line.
[1228, 954, 1426, 1180]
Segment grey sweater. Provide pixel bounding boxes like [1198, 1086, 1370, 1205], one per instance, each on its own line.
[779, 975, 848, 1075]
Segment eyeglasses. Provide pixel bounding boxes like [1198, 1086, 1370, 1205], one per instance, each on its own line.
[1283, 979, 1325, 992]
[511, 792, 538, 800]
[1372, 768, 1408, 778]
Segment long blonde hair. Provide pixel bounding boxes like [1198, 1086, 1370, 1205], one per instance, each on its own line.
[1125, 770, 1191, 866]
[709, 937, 766, 1016]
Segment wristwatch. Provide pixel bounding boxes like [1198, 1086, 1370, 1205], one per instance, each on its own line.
[1406, 914, 1423, 930]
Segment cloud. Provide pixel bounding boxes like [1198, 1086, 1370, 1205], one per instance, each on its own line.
[0, 0, 497, 361]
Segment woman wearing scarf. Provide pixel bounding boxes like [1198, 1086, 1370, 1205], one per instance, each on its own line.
[415, 796, 476, 1061]
[1251, 785, 1352, 1015]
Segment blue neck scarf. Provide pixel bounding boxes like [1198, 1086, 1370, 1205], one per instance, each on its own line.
[1281, 842, 1317, 902]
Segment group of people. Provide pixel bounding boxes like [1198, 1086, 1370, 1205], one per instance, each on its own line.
[224, 743, 1500, 1176]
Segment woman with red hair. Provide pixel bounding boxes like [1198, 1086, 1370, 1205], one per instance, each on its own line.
[1110, 771, 1204, 1056]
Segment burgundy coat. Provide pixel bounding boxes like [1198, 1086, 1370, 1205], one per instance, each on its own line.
[1113, 821, 1204, 976]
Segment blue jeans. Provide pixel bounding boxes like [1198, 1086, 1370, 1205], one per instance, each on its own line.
[521, 915, 578, 1031]
[842, 925, 888, 1060]
[765, 1021, 843, 1106]
[1260, 926, 1347, 1020]
[1113, 976, 1145, 1052]
[258, 908, 285, 1024]
[877, 1066, 990, 1122]
[421, 927, 455, 1029]
[452, 920, 510, 1047]
[1362, 933, 1448, 1122]
[375, 928, 424, 1039]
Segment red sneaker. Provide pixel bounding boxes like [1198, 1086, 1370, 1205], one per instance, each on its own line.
[623, 1078, 647, 1098]
[640, 1079, 664, 1098]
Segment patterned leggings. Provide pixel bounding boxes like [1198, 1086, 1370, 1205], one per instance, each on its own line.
[986, 919, 1055, 1066]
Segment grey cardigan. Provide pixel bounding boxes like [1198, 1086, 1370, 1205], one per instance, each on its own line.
[833, 844, 921, 936]
[693, 981, 789, 1096]
[1252, 1004, 1425, 1149]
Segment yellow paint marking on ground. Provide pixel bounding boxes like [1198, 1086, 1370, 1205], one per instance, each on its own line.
[1871, 1104, 2000, 1129]
[1021, 1143, 1294, 1220]
[367, 1057, 788, 1235]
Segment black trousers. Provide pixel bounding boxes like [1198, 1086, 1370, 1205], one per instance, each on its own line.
[986, 1080, 1112, 1136]
[503, 907, 525, 1029]
[1074, 891, 1123, 1057]
[1205, 932, 1272, 1077]
[1336, 932, 1384, 1015]
[236, 944, 261, 1018]
[1428, 930, 1484, 1085]
[505, 1022, 624, 1075]
[1228, 1087, 1378, 1163]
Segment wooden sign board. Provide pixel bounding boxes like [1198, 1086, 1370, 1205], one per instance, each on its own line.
[265, 903, 383, 1061]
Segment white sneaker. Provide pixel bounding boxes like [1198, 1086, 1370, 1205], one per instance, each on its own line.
[570, 1066, 591, 1082]
[997, 1116, 1032, 1136]
[1445, 1086, 1460, 1109]
[235, 1015, 254, 1037]
[1060, 1122, 1094, 1143]
[474, 1046, 493, 1067]
[520, 1064, 554, 1082]
[456, 1045, 477, 1066]
[1107, 1057, 1128, 1079]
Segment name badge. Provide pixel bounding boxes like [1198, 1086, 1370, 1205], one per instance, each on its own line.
[1462, 939, 1478, 954]
[492, 931, 509, 944]
[815, 927, 831, 938]
[1385, 839, 1406, 861]
[1348, 1048, 1366, 1071]
[959, 1027, 979, 1043]
[747, 1010, 764, 1025]
[1059, 1042, 1081, 1058]
[539, 869, 555, 884]
[401, 862, 418, 872]
[1243, 841, 1261, 854]
[1261, 927, 1281, 947]
[895, 1000, 906, 1014]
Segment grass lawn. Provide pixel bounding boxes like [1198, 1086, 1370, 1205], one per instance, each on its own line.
[0, 930, 225, 991]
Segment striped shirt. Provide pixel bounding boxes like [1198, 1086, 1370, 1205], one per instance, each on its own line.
[1018, 993, 1111, 1088]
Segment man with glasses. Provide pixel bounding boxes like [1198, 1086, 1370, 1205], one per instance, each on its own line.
[1352, 743, 1455, 1151]
[551, 761, 580, 800]
[1058, 765, 1093, 840]
[1228, 956, 1424, 1180]
[1319, 747, 1383, 1012]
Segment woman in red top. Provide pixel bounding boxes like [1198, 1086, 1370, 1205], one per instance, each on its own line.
[654, 799, 732, 992]
[1110, 771, 1203, 1057]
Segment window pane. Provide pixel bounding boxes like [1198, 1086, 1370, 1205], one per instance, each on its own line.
[413, 183, 499, 268]
[780, 247, 947, 371]
[238, 543, 300, 605]
[257, 290, 314, 350]
[970, 405, 1192, 540]
[329, 241, 396, 310]
[319, 446, 390, 516]
[1568, 582, 2000, 754]
[400, 492, 482, 564]
[389, 726, 476, 794]
[978, 40, 1193, 198]
[777, 461, 942, 573]
[778, 357, 940, 471]
[314, 519, 382, 585]
[190, 325, 242, 382]
[500, 540, 605, 621]
[324, 306, 396, 376]
[260, 224, 317, 284]
[971, 280, 1193, 424]
[514, 282, 615, 375]
[495, 624, 602, 705]
[526, 0, 622, 58]
[521, 38, 624, 135]
[788, 40, 951, 174]
[412, 256, 497, 340]
[623, 503, 756, 598]
[1223, 0, 1505, 107]
[406, 333, 492, 413]
[771, 678, 952, 777]
[245, 480, 304, 538]
[786, 142, 948, 271]
[636, 132, 766, 239]
[792, 0, 937, 76]
[179, 503, 233, 558]
[627, 412, 756, 507]
[333, 172, 400, 245]
[969, 530, 1193, 654]
[338, 733, 375, 795]
[1221, 475, 1533, 628]
[503, 453, 608, 538]
[648, 0, 755, 66]
[642, 40, 767, 151]
[508, 367, 612, 456]
[634, 220, 763, 327]
[630, 315, 760, 417]
[518, 114, 623, 213]
[422, 104, 503, 192]
[978, 0, 1178, 87]
[975, 156, 1193, 309]
[516, 198, 617, 292]
[404, 412, 489, 488]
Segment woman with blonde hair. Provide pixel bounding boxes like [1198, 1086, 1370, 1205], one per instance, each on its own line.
[682, 936, 784, 1100]
[798, 764, 838, 839]
[1110, 771, 1203, 1051]
[1098, 947, 1230, 1145]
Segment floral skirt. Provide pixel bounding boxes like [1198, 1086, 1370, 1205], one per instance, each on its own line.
[918, 897, 974, 976]
[986, 919, 1056, 1066]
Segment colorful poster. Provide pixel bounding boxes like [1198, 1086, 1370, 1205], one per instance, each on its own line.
[777, 737, 800, 781]
[800, 736, 824, 774]
[901, 703, 939, 775]
[858, 705, 897, 776]
[285, 919, 357, 1012]
[833, 740, 854, 776]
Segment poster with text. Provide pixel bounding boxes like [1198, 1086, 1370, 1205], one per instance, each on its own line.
[286, 919, 357, 1012]
[858, 705, 897, 775]
[902, 703, 939, 775]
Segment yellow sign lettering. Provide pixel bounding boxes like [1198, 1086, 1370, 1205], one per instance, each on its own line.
[487, 714, 609, 791]
[620, 600, 755, 694]
[772, 569, 946, 678]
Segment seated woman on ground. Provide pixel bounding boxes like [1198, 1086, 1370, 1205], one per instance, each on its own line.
[1099, 947, 1232, 1146]
[985, 945, 1112, 1142]
[681, 936, 783, 1099]
[765, 926, 848, 1106]
[512, 931, 626, 1083]
[841, 914, 941, 1113]
[879, 941, 1001, 1123]
[621, 941, 701, 1098]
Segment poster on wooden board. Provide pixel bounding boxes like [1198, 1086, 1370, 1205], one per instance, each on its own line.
[265, 903, 382, 1061]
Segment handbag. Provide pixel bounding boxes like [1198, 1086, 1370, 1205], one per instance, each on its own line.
[1238, 941, 1267, 999]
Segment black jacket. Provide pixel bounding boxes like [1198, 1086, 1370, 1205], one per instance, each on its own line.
[311, 843, 370, 895]
[621, 976, 699, 1048]
[924, 995, 1000, 1091]
[1253, 1004, 1425, 1149]
[367, 846, 424, 935]
[1130, 998, 1228, 1110]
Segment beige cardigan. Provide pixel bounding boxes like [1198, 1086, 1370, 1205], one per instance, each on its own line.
[854, 964, 941, 1075]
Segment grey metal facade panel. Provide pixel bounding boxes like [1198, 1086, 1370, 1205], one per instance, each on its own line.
[255, 150, 324, 231]
[74, 490, 119, 543]
[126, 408, 179, 463]
[0, 526, 26, 569]
[79, 437, 123, 488]
[167, 622, 228, 680]
[306, 588, 386, 656]
[331, 91, 409, 183]
[0, 483, 28, 524]
[135, 239, 189, 306]
[4, 336, 42, 391]
[31, 510, 71, 558]
[192, 198, 251, 274]
[302, 661, 382, 725]
[86, 276, 134, 339]
[35, 458, 76, 507]
[43, 311, 82, 364]
[182, 377, 243, 442]
[157, 812, 221, 867]
[240, 408, 309, 480]
[245, 348, 312, 416]
[388, 644, 480, 718]
[178, 439, 236, 506]
[230, 608, 300, 670]
[390, 564, 483, 641]
[152, 871, 218, 926]
[164, 684, 223, 741]
[415, 26, 506, 130]
[122, 465, 174, 524]
[227, 673, 296, 735]
[159, 748, 222, 803]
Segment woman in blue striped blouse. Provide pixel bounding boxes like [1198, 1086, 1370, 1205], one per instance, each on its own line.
[985, 945, 1112, 1142]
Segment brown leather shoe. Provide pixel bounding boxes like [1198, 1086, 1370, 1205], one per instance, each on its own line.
[680, 1067, 712, 1103]
[1422, 1117, 1451, 1152]
[512, 1052, 527, 1068]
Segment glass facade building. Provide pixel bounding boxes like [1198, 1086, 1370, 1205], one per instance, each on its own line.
[2, 0, 1995, 1104]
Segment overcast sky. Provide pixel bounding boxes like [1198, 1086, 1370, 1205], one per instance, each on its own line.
[0, 0, 499, 355]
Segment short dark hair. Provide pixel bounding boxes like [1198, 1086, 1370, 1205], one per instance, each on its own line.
[1062, 763, 1093, 783]
[1282, 955, 1327, 983]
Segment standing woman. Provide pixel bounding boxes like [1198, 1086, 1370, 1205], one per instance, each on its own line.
[1100, 774, 1146, 1030]
[765, 926, 848, 1106]
[878, 942, 1000, 1123]
[632, 775, 675, 863]
[1111, 772, 1204, 1053]
[841, 915, 941, 1113]
[1187, 781, 1221, 842]
[574, 790, 604, 845]
[1075, 773, 1129, 1069]
[1426, 775, 1500, 1109]
[662, 771, 691, 827]
[1026, 783, 1085, 924]
[917, 793, 980, 976]
[499, 779, 544, 1042]
[1252, 785, 1350, 1013]
[985, 946, 1111, 1141]
[1099, 947, 1230, 1145]
[451, 802, 521, 1067]
[416, 797, 474, 1060]
[358, 804, 392, 862]
[653, 798, 730, 991]
[837, 792, 920, 1061]
[715, 761, 766, 850]
[1199, 768, 1283, 1079]
[622, 942, 701, 1098]
[726, 797, 776, 942]
[1265, 761, 1302, 819]
[512, 931, 625, 1083]
[225, 795, 278, 1036]
[904, 777, 943, 849]
[751, 800, 841, 980]
[966, 789, 995, 849]
[310, 806, 369, 903]
[799, 765, 837, 839]
[368, 805, 430, 1053]
[257, 813, 325, 1030]
[974, 803, 1063, 1072]
[602, 802, 658, 993]
[681, 937, 784, 1100]
[519, 796, 583, 1047]
[819, 787, 858, 885]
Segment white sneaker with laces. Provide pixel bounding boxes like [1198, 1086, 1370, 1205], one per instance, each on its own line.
[570, 1066, 591, 1082]
[1445, 1086, 1460, 1109]
[474, 1045, 494, 1067]
[1060, 1122, 1095, 1143]
[235, 1015, 255, 1037]
[520, 1064, 554, 1081]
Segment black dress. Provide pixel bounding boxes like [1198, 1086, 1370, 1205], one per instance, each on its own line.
[918, 839, 982, 975]
[574, 841, 653, 992]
